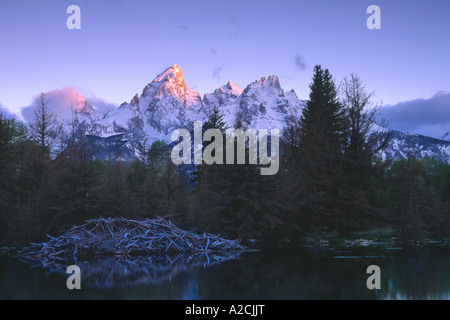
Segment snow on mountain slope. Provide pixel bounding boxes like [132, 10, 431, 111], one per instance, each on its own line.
[139, 65, 203, 138]
[45, 65, 449, 164]
[90, 66, 305, 160]
[238, 75, 305, 130]
[378, 129, 450, 163]
[202, 80, 244, 127]
[96, 94, 143, 133]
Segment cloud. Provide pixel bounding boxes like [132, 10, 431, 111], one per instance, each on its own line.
[226, 13, 240, 38]
[22, 88, 86, 123]
[212, 66, 223, 79]
[293, 55, 306, 71]
[0, 103, 19, 120]
[21, 87, 117, 123]
[176, 24, 188, 31]
[86, 94, 117, 116]
[378, 91, 450, 139]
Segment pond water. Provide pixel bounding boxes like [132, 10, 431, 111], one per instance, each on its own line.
[1, 243, 449, 300]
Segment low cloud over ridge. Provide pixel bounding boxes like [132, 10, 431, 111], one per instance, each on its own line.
[21, 87, 117, 123]
[378, 91, 450, 140]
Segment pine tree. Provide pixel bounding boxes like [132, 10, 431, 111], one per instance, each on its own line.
[202, 105, 228, 163]
[0, 114, 30, 238]
[280, 115, 302, 175]
[148, 140, 170, 176]
[203, 106, 228, 133]
[193, 107, 287, 240]
[192, 106, 228, 183]
[388, 158, 447, 240]
[279, 115, 307, 237]
[299, 65, 347, 233]
[301, 66, 346, 137]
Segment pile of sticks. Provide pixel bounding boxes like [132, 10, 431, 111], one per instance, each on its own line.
[19, 217, 245, 259]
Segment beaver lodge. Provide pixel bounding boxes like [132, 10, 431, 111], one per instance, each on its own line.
[19, 217, 245, 259]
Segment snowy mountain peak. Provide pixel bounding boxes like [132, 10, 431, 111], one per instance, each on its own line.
[249, 75, 281, 90]
[213, 80, 244, 97]
[141, 65, 200, 108]
[226, 80, 243, 95]
[152, 64, 187, 90]
[50, 66, 449, 165]
[266, 75, 280, 86]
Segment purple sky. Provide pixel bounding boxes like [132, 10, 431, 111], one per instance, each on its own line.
[1, 0, 449, 138]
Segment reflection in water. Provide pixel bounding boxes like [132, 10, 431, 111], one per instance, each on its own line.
[15, 251, 242, 288]
[194, 245, 450, 300]
[1, 244, 449, 299]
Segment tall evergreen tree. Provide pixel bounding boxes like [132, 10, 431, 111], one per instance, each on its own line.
[203, 106, 228, 133]
[193, 108, 287, 240]
[192, 106, 228, 183]
[202, 105, 228, 163]
[299, 65, 347, 233]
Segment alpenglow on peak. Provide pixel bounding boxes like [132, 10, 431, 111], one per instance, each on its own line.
[152, 64, 187, 89]
[37, 65, 450, 164]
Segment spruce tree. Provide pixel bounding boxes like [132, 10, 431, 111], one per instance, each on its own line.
[299, 65, 347, 233]
[203, 106, 228, 133]
[193, 107, 286, 240]
[192, 106, 228, 183]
